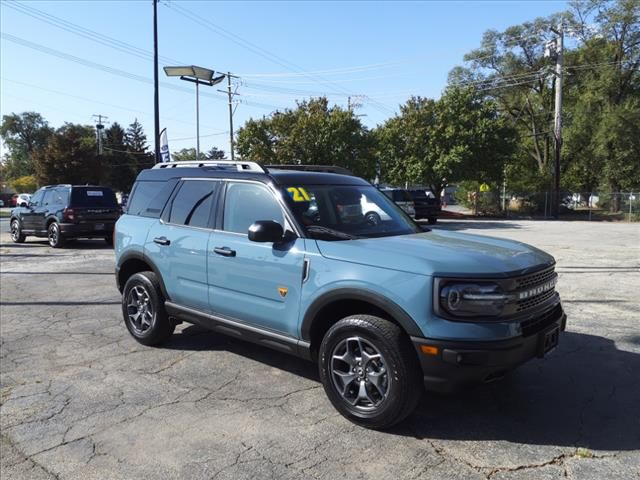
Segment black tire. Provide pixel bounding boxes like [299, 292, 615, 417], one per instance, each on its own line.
[428, 217, 438, 225]
[122, 271, 175, 346]
[364, 211, 382, 226]
[10, 219, 26, 243]
[47, 222, 66, 248]
[319, 315, 422, 429]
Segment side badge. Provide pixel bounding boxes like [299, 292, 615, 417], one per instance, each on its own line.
[278, 287, 288, 298]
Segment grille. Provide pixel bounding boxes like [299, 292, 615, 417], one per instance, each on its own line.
[515, 266, 556, 289]
[517, 289, 556, 312]
[521, 304, 562, 337]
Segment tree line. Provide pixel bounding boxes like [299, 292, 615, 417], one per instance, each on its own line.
[1, 0, 638, 209]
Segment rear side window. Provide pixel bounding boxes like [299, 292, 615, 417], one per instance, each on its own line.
[127, 180, 178, 217]
[168, 181, 217, 228]
[71, 187, 117, 207]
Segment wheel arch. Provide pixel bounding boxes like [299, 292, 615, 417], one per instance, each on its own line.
[117, 251, 171, 300]
[301, 288, 423, 360]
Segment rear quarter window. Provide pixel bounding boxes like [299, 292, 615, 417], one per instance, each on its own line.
[127, 179, 178, 218]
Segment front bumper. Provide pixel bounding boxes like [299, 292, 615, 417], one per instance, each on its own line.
[59, 222, 114, 237]
[411, 305, 567, 393]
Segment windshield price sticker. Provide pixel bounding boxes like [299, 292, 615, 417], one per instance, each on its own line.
[287, 187, 311, 202]
[87, 191, 104, 197]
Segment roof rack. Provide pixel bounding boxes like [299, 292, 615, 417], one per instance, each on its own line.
[152, 160, 267, 173]
[265, 164, 353, 176]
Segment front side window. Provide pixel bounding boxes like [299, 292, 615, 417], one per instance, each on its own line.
[168, 180, 217, 228]
[283, 184, 420, 240]
[42, 190, 55, 206]
[29, 189, 44, 207]
[223, 182, 284, 234]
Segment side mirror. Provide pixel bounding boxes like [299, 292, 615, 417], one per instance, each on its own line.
[248, 220, 284, 243]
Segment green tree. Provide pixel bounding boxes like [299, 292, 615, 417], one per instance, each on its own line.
[104, 122, 138, 192]
[375, 89, 515, 207]
[33, 123, 103, 185]
[236, 97, 374, 178]
[11, 175, 38, 193]
[0, 112, 53, 179]
[205, 146, 225, 160]
[125, 119, 154, 171]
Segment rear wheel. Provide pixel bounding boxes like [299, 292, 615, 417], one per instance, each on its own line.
[48, 222, 65, 248]
[122, 271, 175, 346]
[10, 219, 26, 243]
[319, 315, 422, 429]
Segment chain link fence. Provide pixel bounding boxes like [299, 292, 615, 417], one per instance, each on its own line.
[455, 191, 639, 221]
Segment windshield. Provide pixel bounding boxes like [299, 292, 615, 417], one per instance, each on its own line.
[282, 184, 421, 240]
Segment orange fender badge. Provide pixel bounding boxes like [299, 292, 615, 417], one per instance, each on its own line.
[278, 287, 288, 298]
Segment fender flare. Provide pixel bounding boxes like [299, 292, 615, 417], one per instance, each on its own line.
[300, 288, 423, 342]
[116, 250, 171, 301]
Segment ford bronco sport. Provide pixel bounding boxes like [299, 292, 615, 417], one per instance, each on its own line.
[114, 161, 566, 428]
[10, 185, 120, 248]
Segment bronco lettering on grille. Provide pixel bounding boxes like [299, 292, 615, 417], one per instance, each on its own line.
[518, 276, 557, 300]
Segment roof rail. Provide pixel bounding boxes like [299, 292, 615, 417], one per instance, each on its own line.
[265, 164, 353, 176]
[152, 160, 267, 173]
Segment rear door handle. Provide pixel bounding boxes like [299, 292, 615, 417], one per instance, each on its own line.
[153, 236, 170, 246]
[214, 247, 236, 257]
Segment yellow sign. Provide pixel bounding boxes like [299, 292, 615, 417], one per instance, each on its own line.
[480, 183, 490, 192]
[287, 187, 311, 202]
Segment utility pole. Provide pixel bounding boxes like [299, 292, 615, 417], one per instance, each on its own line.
[551, 23, 564, 219]
[153, 0, 160, 163]
[221, 73, 239, 161]
[93, 114, 109, 155]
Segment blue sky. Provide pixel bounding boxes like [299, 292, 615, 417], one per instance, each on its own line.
[1, 0, 569, 158]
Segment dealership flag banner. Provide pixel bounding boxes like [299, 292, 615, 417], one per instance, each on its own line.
[160, 128, 171, 163]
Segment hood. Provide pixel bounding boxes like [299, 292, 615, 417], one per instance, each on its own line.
[315, 230, 554, 277]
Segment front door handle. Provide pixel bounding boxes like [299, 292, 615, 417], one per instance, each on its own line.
[214, 246, 236, 257]
[153, 236, 170, 246]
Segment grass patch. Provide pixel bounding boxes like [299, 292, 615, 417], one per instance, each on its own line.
[575, 448, 594, 458]
[0, 211, 10, 218]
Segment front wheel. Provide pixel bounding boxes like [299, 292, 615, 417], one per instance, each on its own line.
[48, 222, 65, 248]
[122, 271, 175, 346]
[10, 219, 26, 243]
[319, 315, 422, 429]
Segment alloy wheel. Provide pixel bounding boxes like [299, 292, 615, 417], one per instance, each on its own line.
[330, 336, 390, 410]
[10, 220, 20, 241]
[126, 285, 155, 335]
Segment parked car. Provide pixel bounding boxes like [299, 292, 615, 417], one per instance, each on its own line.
[0, 199, 4, 207]
[10, 185, 120, 248]
[408, 188, 441, 224]
[15, 193, 32, 207]
[114, 161, 566, 428]
[379, 187, 416, 217]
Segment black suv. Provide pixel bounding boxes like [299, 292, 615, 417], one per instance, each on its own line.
[9, 185, 120, 248]
[408, 188, 441, 224]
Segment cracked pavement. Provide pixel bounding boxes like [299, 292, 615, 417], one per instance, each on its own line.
[1, 220, 639, 479]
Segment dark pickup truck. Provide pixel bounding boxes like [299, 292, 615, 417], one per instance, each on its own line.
[409, 188, 441, 224]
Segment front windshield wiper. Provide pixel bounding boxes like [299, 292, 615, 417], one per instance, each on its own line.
[306, 225, 361, 240]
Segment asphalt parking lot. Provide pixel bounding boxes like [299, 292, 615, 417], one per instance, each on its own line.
[1, 219, 639, 480]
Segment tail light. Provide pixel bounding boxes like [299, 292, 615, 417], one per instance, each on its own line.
[63, 207, 75, 222]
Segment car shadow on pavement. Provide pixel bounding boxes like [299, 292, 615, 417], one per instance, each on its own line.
[393, 331, 640, 452]
[0, 240, 113, 250]
[169, 326, 639, 451]
[166, 325, 320, 382]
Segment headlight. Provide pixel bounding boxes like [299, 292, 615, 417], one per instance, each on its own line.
[438, 282, 509, 318]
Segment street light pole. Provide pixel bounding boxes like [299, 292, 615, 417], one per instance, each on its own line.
[153, 0, 160, 163]
[227, 73, 235, 161]
[551, 23, 564, 219]
[195, 80, 200, 159]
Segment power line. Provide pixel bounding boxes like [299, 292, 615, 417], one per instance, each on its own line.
[1, 33, 282, 111]
[5, 1, 186, 65]
[163, 1, 395, 116]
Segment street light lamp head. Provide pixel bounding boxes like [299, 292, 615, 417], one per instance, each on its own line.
[163, 65, 216, 83]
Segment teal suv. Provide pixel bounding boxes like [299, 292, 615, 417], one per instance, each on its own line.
[114, 161, 566, 428]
